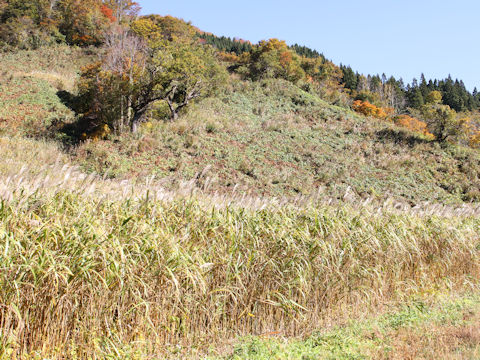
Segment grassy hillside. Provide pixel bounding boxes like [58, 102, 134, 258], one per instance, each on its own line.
[75, 78, 480, 204]
[2, 47, 479, 205]
[0, 46, 95, 137]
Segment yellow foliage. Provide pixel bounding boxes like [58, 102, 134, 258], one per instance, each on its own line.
[131, 18, 159, 40]
[425, 90, 442, 104]
[258, 38, 289, 53]
[81, 124, 111, 142]
[132, 15, 197, 43]
[393, 115, 435, 139]
[469, 131, 480, 148]
[463, 117, 480, 148]
[352, 100, 393, 119]
[217, 52, 239, 63]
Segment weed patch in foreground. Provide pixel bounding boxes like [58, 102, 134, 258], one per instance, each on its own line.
[223, 295, 480, 360]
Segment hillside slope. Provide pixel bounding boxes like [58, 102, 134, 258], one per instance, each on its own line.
[1, 47, 479, 205]
[76, 79, 480, 204]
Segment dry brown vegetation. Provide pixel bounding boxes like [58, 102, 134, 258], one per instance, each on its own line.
[386, 323, 480, 359]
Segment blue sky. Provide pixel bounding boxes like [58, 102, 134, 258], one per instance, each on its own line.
[138, 0, 479, 91]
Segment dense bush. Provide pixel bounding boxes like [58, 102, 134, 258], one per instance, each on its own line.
[238, 39, 305, 82]
[352, 100, 393, 119]
[76, 18, 227, 134]
[0, 0, 139, 49]
[393, 115, 434, 139]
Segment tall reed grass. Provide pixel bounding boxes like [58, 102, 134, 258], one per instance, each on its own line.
[1, 169, 479, 358]
[2, 150, 480, 218]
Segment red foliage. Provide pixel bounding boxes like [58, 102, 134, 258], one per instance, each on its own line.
[101, 5, 116, 23]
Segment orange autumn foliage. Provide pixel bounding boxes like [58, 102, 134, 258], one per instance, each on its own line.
[352, 100, 393, 119]
[217, 51, 239, 63]
[393, 115, 435, 139]
[72, 34, 94, 44]
[279, 50, 293, 68]
[100, 5, 116, 23]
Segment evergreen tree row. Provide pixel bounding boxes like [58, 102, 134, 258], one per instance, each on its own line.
[339, 65, 480, 112]
[199, 33, 252, 55]
[290, 44, 325, 60]
[286, 42, 480, 112]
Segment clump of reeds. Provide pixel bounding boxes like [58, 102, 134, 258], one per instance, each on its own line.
[3, 163, 480, 219]
[0, 185, 479, 358]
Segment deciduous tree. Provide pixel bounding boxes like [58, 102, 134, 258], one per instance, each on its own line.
[421, 103, 462, 142]
[352, 100, 393, 119]
[77, 22, 227, 134]
[102, 0, 139, 23]
[425, 90, 442, 104]
[56, 0, 111, 46]
[393, 115, 434, 138]
[241, 39, 305, 82]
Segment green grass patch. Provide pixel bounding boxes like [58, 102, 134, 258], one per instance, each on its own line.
[221, 295, 480, 360]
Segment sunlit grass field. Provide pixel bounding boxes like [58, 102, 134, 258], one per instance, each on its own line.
[220, 295, 480, 360]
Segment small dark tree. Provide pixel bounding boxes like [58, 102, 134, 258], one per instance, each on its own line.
[409, 88, 425, 108]
[421, 103, 462, 142]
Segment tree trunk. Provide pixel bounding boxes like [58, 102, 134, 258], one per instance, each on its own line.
[131, 121, 137, 133]
[131, 111, 145, 133]
[48, 0, 58, 18]
[166, 91, 197, 121]
[166, 98, 178, 121]
[126, 60, 134, 128]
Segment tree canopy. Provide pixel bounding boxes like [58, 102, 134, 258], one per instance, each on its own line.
[239, 39, 305, 83]
[76, 16, 227, 133]
[0, 0, 139, 48]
